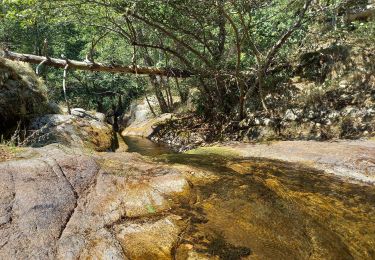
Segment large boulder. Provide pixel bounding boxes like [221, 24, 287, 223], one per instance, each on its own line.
[121, 97, 174, 138]
[0, 58, 55, 134]
[121, 96, 159, 127]
[56, 151, 192, 260]
[122, 113, 173, 138]
[28, 109, 113, 152]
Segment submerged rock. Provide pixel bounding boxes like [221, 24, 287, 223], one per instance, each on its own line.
[115, 215, 187, 260]
[217, 140, 375, 184]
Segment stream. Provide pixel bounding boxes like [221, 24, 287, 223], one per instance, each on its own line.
[124, 136, 375, 259]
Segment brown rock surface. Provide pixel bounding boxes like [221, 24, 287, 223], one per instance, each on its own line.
[0, 144, 193, 259]
[0, 145, 97, 259]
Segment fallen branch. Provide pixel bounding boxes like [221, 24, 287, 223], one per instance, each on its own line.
[2, 49, 193, 78]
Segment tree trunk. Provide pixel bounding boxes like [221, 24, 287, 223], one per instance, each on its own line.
[239, 80, 245, 120]
[149, 75, 170, 113]
[257, 68, 268, 112]
[96, 98, 104, 113]
[145, 94, 157, 117]
[175, 77, 188, 104]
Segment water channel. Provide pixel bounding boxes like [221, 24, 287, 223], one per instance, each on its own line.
[124, 136, 375, 259]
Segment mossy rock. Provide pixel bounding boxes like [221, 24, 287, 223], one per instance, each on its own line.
[185, 146, 241, 158]
[0, 58, 54, 136]
[0, 145, 23, 162]
[28, 113, 114, 152]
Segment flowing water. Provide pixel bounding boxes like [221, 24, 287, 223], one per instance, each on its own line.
[124, 136, 375, 259]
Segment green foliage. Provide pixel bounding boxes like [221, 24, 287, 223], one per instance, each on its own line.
[1, 0, 370, 120]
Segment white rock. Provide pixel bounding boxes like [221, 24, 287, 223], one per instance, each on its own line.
[285, 109, 298, 121]
[328, 111, 340, 119]
[264, 118, 271, 126]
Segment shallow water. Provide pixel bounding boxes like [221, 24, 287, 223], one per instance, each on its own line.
[123, 136, 176, 157]
[124, 137, 375, 259]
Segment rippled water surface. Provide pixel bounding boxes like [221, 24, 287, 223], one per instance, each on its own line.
[124, 137, 375, 259]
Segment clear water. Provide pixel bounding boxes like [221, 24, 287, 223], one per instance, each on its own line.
[124, 136, 375, 259]
[123, 136, 176, 157]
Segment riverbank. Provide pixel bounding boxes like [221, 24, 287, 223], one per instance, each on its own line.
[186, 139, 375, 185]
[123, 113, 375, 184]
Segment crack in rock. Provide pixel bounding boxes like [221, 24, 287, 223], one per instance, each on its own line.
[42, 157, 78, 240]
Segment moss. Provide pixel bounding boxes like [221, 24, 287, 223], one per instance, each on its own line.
[177, 131, 190, 139]
[76, 123, 113, 152]
[0, 145, 25, 162]
[99, 159, 127, 176]
[0, 57, 46, 90]
[185, 146, 241, 158]
[0, 57, 52, 135]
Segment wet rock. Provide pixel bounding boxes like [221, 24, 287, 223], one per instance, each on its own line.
[115, 215, 187, 260]
[175, 244, 217, 260]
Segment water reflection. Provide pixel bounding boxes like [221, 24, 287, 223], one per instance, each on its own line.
[123, 136, 176, 157]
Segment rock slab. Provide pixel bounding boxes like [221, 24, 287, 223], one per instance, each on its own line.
[0, 145, 193, 259]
